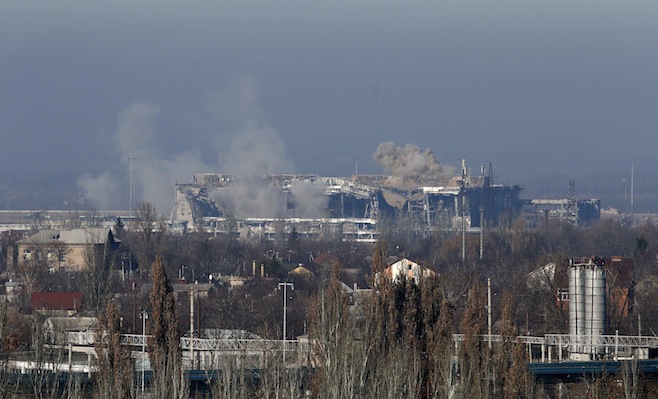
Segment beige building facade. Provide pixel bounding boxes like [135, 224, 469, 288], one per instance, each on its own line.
[14, 228, 120, 272]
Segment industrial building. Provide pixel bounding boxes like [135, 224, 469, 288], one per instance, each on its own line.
[171, 167, 604, 240]
[171, 168, 525, 240]
[528, 256, 639, 361]
[521, 198, 601, 228]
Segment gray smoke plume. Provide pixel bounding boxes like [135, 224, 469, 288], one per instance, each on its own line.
[206, 74, 336, 218]
[373, 141, 452, 181]
[212, 184, 286, 219]
[208, 73, 297, 218]
[77, 73, 330, 219]
[76, 171, 118, 210]
[77, 74, 287, 215]
[289, 180, 329, 218]
[77, 102, 210, 214]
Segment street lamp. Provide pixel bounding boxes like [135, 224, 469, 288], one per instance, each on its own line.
[141, 310, 148, 394]
[278, 282, 294, 364]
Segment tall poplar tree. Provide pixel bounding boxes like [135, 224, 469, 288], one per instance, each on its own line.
[148, 256, 187, 398]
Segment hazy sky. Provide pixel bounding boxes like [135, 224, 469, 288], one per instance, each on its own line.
[2, 1, 657, 210]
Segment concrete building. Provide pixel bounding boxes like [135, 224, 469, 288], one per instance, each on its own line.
[375, 258, 436, 286]
[172, 171, 526, 240]
[12, 227, 122, 272]
[521, 199, 601, 227]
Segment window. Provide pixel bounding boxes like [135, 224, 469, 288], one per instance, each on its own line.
[58, 250, 65, 262]
[558, 289, 570, 301]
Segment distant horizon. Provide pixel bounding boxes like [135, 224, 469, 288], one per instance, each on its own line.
[1, 165, 655, 215]
[3, 1, 657, 215]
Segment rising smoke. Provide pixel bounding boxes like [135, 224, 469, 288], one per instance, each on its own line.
[372, 141, 453, 183]
[76, 172, 118, 210]
[77, 73, 363, 218]
[77, 73, 298, 216]
[77, 102, 210, 213]
[289, 180, 329, 218]
[207, 73, 298, 218]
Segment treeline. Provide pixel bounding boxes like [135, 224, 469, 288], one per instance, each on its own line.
[309, 245, 529, 399]
[306, 240, 658, 399]
[4, 202, 658, 397]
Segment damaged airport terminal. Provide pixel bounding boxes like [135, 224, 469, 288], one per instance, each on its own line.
[171, 167, 600, 241]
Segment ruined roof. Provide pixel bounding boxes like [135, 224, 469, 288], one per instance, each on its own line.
[18, 228, 115, 245]
[43, 316, 97, 332]
[379, 258, 436, 284]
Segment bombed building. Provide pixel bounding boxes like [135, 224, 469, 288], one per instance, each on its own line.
[171, 163, 525, 241]
[171, 142, 600, 240]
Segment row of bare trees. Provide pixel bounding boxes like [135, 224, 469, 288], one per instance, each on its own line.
[307, 243, 528, 399]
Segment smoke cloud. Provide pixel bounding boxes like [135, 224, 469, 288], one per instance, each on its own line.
[289, 180, 329, 218]
[77, 73, 296, 217]
[77, 73, 334, 219]
[209, 73, 299, 218]
[212, 184, 286, 219]
[372, 141, 452, 182]
[76, 172, 118, 210]
[77, 102, 211, 214]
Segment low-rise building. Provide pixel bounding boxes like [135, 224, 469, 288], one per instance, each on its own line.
[375, 258, 436, 285]
[13, 227, 123, 272]
[31, 291, 83, 316]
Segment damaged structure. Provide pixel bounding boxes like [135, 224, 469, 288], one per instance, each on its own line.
[521, 198, 601, 228]
[172, 165, 525, 241]
[171, 163, 601, 241]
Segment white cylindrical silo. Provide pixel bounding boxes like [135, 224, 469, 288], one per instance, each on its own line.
[585, 263, 606, 355]
[569, 263, 585, 353]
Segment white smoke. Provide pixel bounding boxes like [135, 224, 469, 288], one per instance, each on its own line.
[289, 180, 329, 218]
[77, 102, 211, 214]
[209, 73, 297, 218]
[77, 73, 330, 219]
[221, 123, 293, 176]
[76, 172, 118, 210]
[372, 141, 451, 181]
[212, 184, 285, 218]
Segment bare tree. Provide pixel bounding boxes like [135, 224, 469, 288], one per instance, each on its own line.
[0, 302, 19, 399]
[458, 283, 487, 399]
[148, 256, 187, 399]
[82, 233, 116, 313]
[427, 297, 456, 399]
[28, 314, 71, 399]
[206, 350, 250, 399]
[94, 300, 135, 399]
[15, 258, 46, 310]
[132, 202, 166, 271]
[502, 339, 529, 399]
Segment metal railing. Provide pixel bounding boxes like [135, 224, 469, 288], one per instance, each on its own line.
[67, 332, 310, 353]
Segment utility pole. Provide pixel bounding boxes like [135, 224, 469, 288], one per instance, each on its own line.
[278, 282, 294, 364]
[488, 278, 492, 350]
[630, 161, 635, 223]
[461, 159, 467, 264]
[141, 310, 148, 395]
[479, 164, 485, 261]
[190, 287, 195, 369]
[129, 157, 136, 220]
